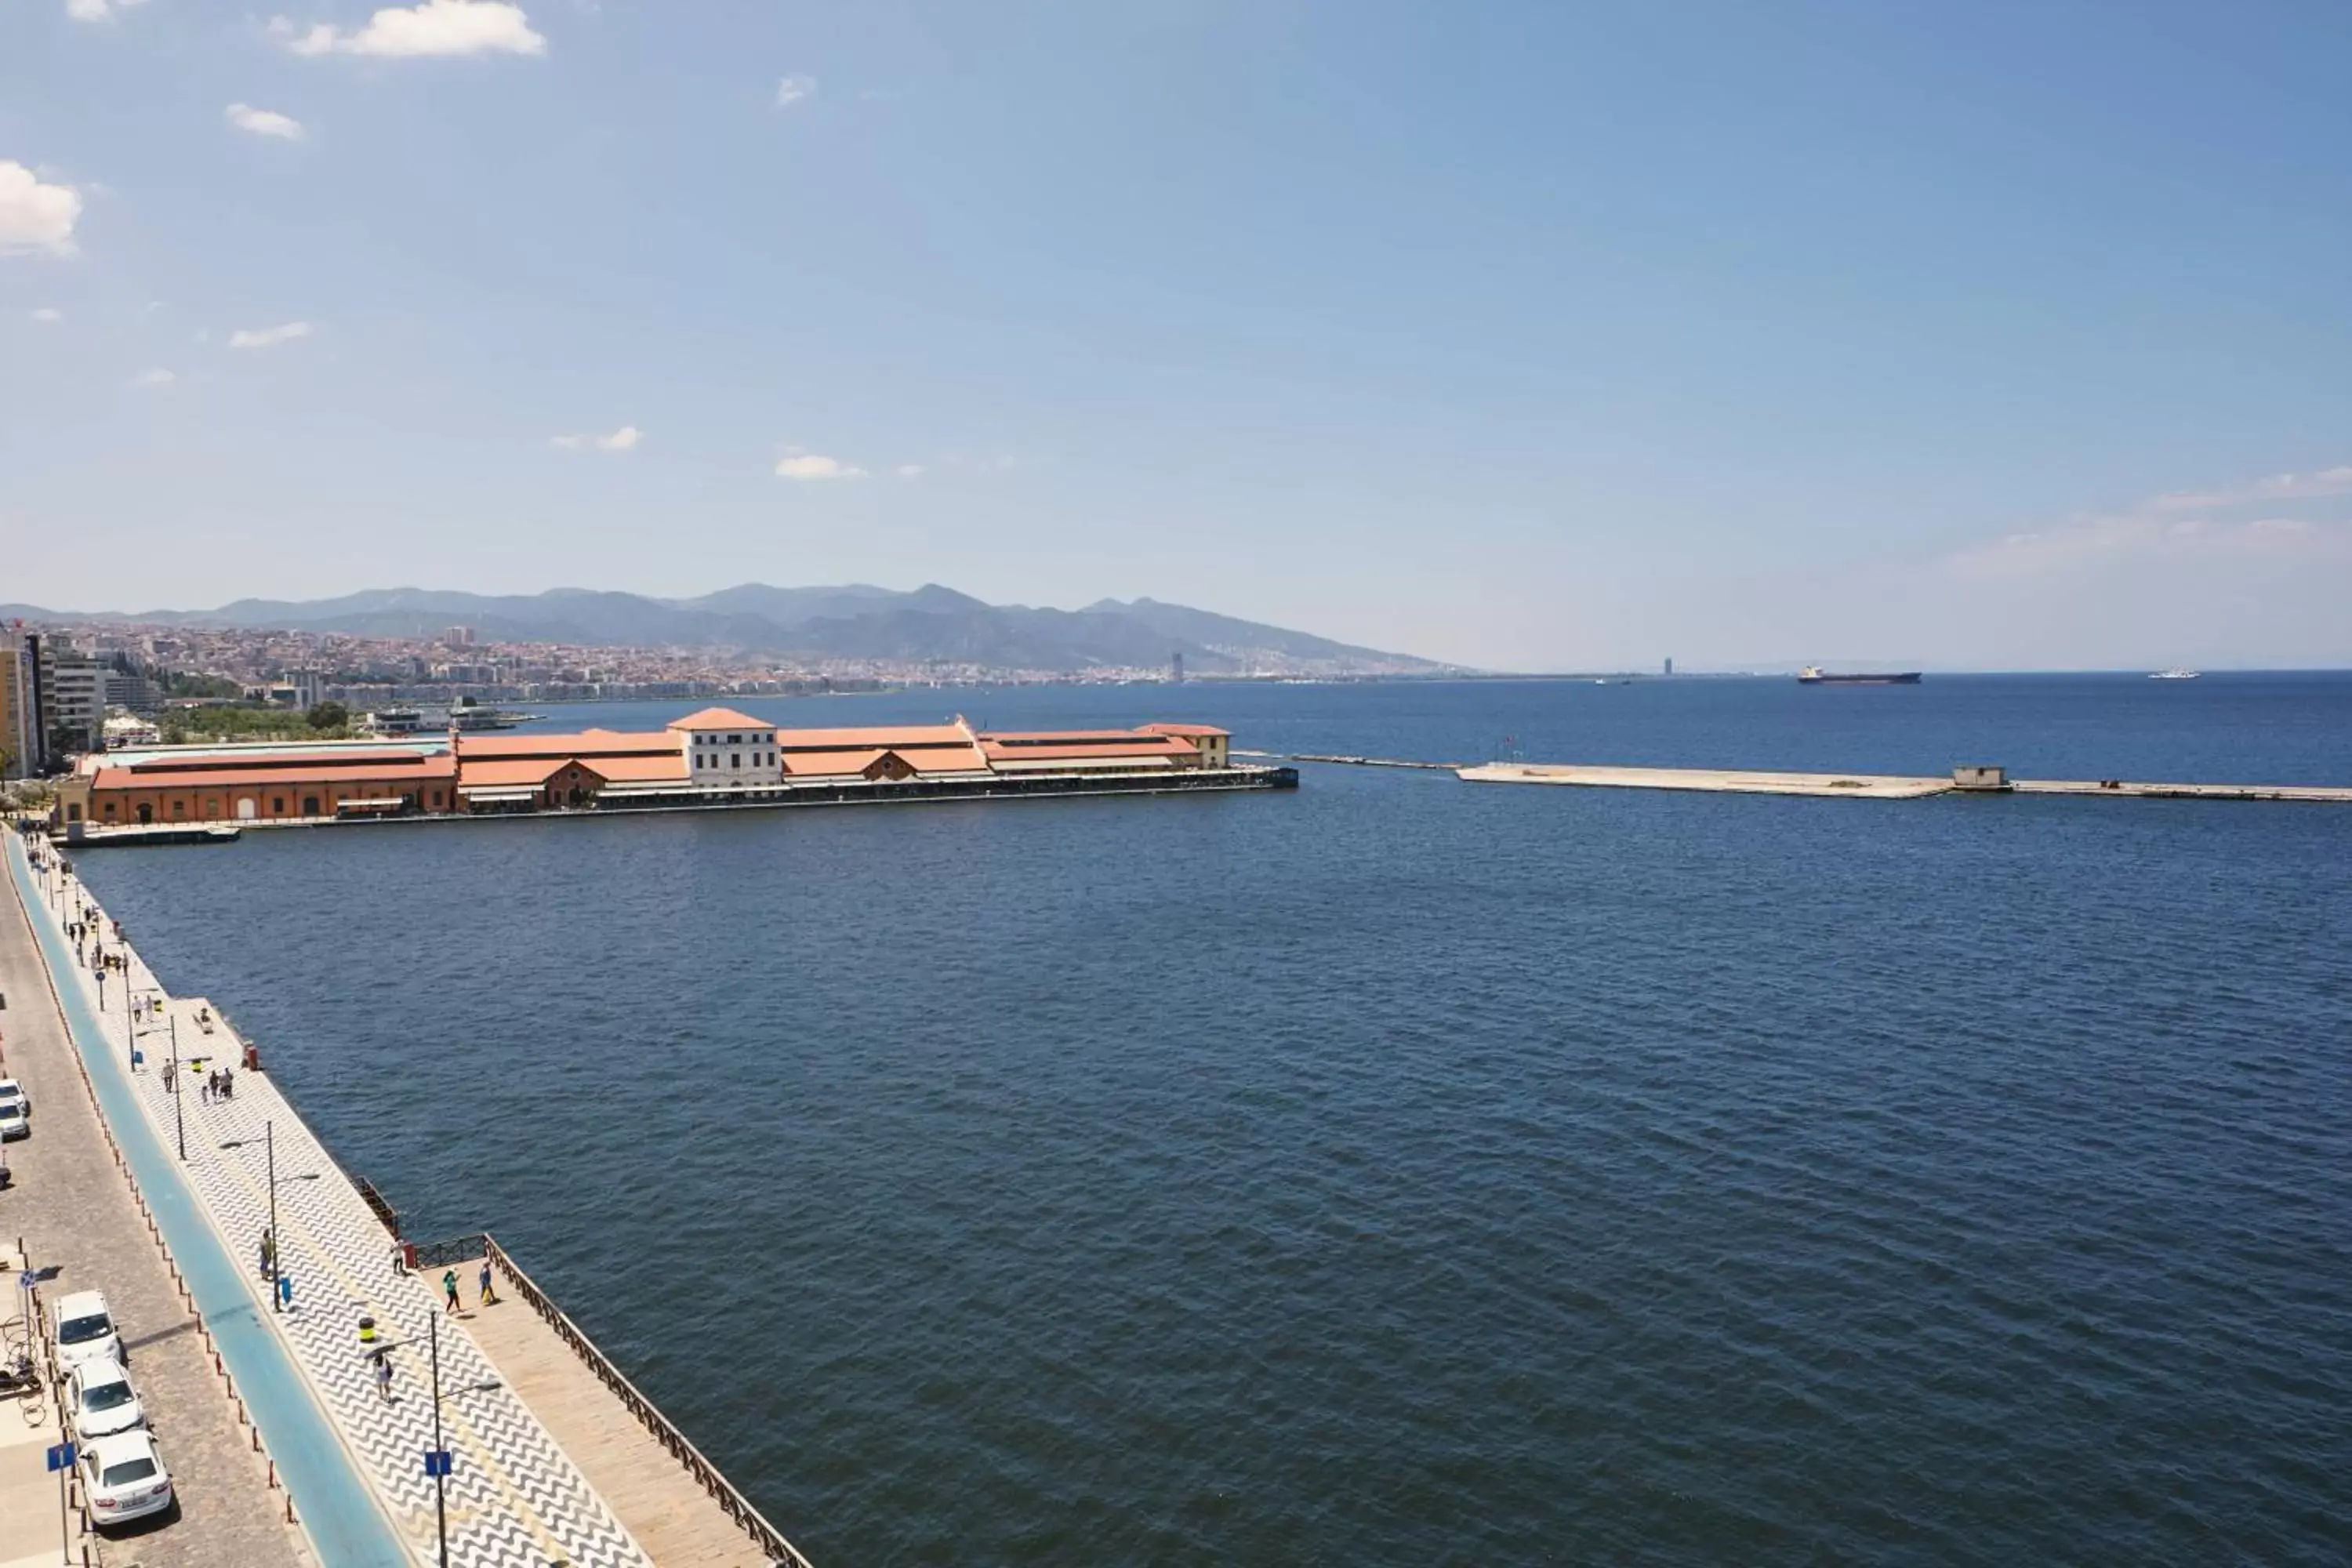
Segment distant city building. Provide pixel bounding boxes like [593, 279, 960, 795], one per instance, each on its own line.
[444, 626, 477, 646]
[1171, 651, 1185, 684]
[1664, 656, 1674, 677]
[284, 669, 326, 710]
[106, 669, 161, 717]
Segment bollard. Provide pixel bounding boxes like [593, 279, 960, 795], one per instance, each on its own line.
[251, 1425, 260, 1452]
[268, 1457, 276, 1488]
[285, 1494, 296, 1524]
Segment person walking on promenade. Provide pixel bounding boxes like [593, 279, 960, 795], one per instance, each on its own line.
[442, 1269, 462, 1314]
[477, 1258, 498, 1306]
[260, 1227, 276, 1281]
[373, 1348, 394, 1403]
[220, 1069, 234, 1101]
[198, 1073, 211, 1105]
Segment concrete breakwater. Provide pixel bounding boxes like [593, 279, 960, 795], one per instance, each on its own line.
[1456, 761, 2352, 802]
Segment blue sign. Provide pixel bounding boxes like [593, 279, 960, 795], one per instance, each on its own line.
[423, 1450, 453, 1478]
[278, 1275, 295, 1307]
[45, 1442, 75, 1472]
[131, 1049, 143, 1067]
[16, 1271, 34, 1292]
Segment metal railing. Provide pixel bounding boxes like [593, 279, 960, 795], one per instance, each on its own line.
[353, 1175, 403, 1238]
[405, 1232, 489, 1269]
[482, 1234, 814, 1567]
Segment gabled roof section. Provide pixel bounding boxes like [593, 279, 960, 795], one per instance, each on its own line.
[667, 707, 770, 731]
[1138, 722, 1231, 738]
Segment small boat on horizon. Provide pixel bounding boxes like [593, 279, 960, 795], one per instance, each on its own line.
[2151, 668, 2201, 681]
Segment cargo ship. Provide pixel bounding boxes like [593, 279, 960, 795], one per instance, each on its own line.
[1797, 666, 1921, 685]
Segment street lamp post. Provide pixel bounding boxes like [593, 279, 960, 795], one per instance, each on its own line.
[219, 1124, 316, 1312]
[266, 1121, 277, 1308]
[432, 1312, 448, 1568]
[168, 1014, 183, 1160]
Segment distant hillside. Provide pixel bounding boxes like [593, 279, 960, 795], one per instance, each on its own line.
[0, 584, 1454, 677]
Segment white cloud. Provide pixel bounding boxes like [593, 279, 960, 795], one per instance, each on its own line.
[775, 74, 817, 108]
[272, 0, 545, 58]
[227, 104, 307, 141]
[30, 307, 64, 322]
[67, 0, 147, 23]
[775, 451, 865, 481]
[132, 367, 175, 387]
[2149, 465, 2352, 511]
[228, 321, 312, 349]
[0, 162, 83, 256]
[551, 425, 641, 452]
[895, 463, 924, 480]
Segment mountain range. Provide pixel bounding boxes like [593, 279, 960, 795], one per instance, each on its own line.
[0, 585, 1452, 677]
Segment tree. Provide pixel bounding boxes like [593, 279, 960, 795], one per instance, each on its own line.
[307, 701, 349, 731]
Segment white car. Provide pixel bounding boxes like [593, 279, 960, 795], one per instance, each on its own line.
[0, 1100, 26, 1141]
[81, 1429, 176, 1528]
[68, 1358, 147, 1440]
[53, 1290, 125, 1371]
[0, 1077, 27, 1116]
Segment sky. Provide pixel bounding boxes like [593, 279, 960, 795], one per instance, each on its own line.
[3, 0, 2350, 672]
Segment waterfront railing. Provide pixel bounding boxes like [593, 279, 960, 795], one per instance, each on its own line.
[479, 1233, 815, 1568]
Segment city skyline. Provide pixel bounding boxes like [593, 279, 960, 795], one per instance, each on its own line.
[5, 2, 2350, 670]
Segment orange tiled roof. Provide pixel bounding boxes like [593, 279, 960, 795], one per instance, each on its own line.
[456, 757, 570, 789]
[667, 707, 771, 732]
[781, 749, 890, 779]
[587, 752, 689, 782]
[978, 738, 1192, 762]
[120, 746, 440, 775]
[89, 756, 456, 792]
[1138, 722, 1230, 739]
[774, 724, 972, 750]
[454, 730, 676, 759]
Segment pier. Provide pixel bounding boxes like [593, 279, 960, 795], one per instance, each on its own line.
[2, 833, 812, 1566]
[1455, 761, 2352, 802]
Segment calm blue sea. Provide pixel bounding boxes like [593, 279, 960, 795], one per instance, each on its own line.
[73, 675, 2352, 1565]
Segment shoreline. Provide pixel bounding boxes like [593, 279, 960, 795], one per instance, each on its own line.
[5, 830, 808, 1565]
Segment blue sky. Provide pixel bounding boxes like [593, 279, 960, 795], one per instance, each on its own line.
[4, 0, 2350, 670]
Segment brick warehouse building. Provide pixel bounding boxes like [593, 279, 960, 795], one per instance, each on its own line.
[52, 710, 1232, 829]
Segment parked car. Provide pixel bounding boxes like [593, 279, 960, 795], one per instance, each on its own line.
[0, 1077, 27, 1115]
[0, 1100, 25, 1141]
[81, 1429, 176, 1528]
[67, 1358, 147, 1440]
[53, 1290, 125, 1370]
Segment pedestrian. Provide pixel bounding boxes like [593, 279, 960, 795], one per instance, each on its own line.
[477, 1259, 497, 1306]
[220, 1070, 234, 1101]
[373, 1348, 394, 1403]
[259, 1227, 275, 1280]
[442, 1269, 461, 1314]
[198, 1075, 211, 1105]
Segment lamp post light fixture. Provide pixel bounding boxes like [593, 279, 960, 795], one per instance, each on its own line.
[217, 1125, 321, 1312]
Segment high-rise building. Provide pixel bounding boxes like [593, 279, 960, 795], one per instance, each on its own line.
[38, 640, 105, 762]
[1170, 651, 1185, 684]
[1, 635, 35, 780]
[1664, 656, 1674, 677]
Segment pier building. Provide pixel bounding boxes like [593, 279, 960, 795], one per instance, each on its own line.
[51, 711, 1250, 828]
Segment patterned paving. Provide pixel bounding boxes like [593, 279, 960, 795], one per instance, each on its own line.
[38, 877, 655, 1568]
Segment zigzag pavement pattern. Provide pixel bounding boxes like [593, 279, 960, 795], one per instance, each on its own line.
[33, 868, 655, 1568]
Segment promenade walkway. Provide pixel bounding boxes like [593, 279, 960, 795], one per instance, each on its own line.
[6, 838, 654, 1568]
[1, 860, 307, 1568]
